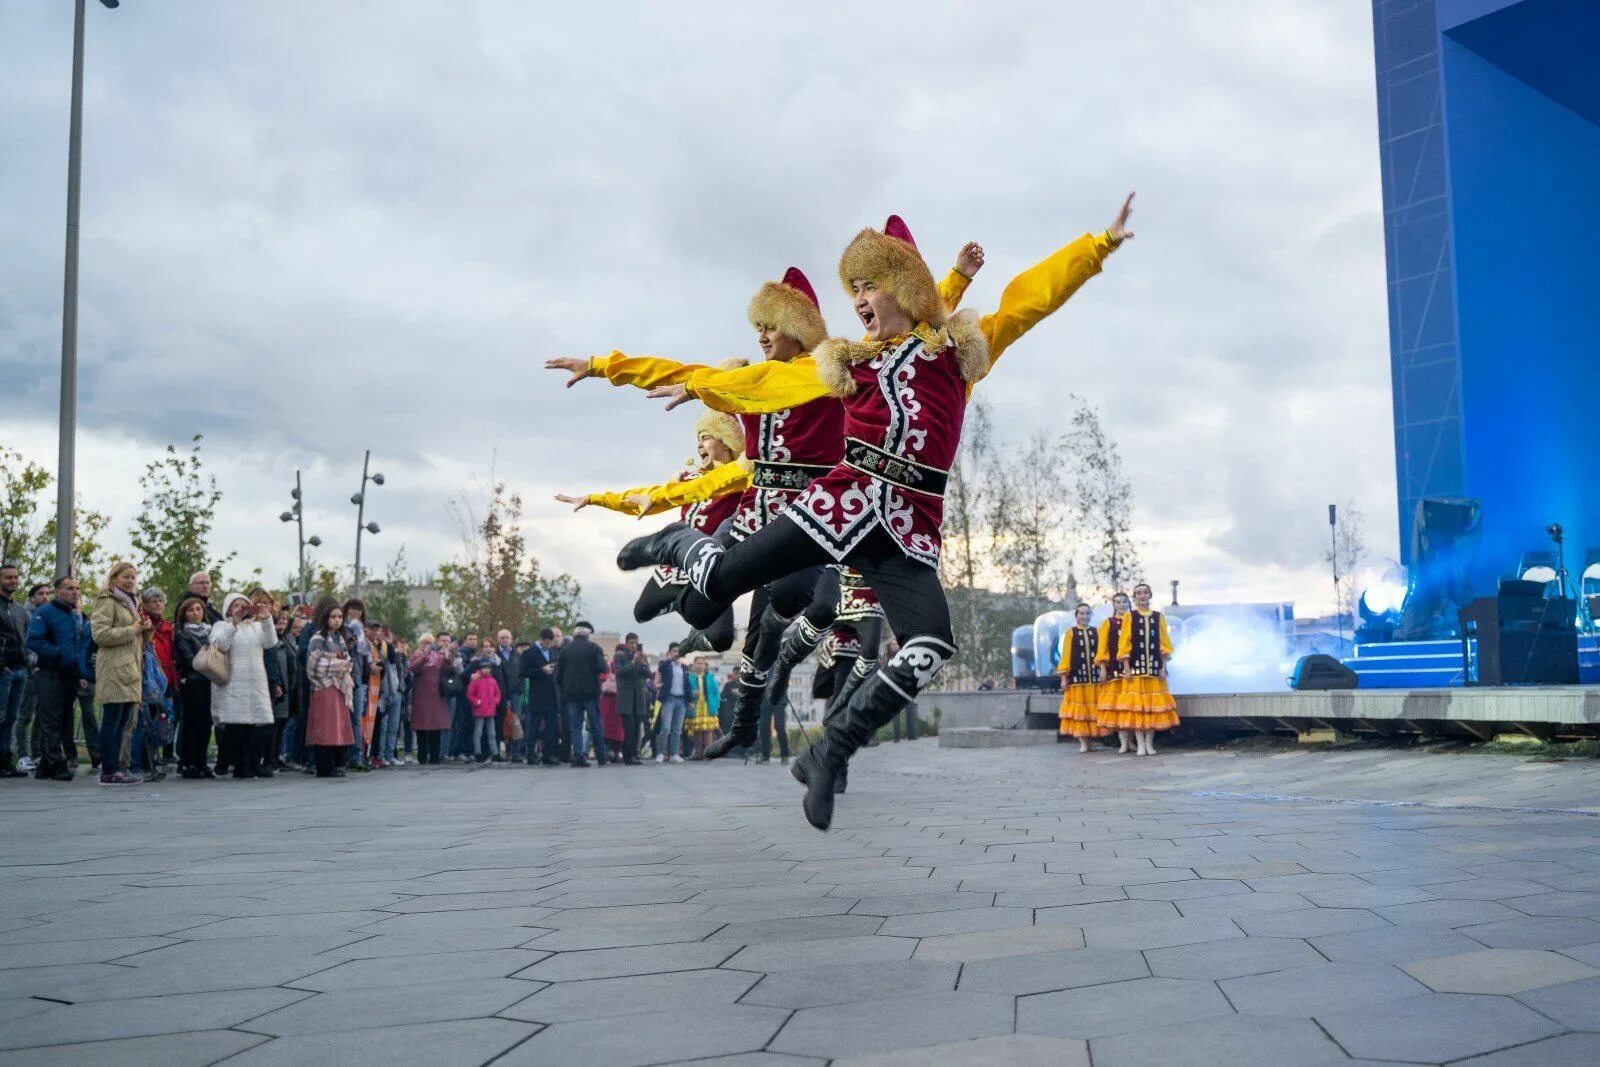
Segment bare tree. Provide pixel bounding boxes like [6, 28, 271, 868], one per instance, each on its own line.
[1062, 400, 1141, 603]
[1327, 500, 1367, 626]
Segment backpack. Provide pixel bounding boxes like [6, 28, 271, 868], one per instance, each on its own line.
[141, 645, 168, 704]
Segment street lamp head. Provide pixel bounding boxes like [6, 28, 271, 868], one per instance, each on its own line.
[290, 487, 301, 501]
[350, 492, 363, 506]
[365, 521, 381, 535]
[279, 511, 295, 523]
[99, 0, 120, 8]
[308, 535, 323, 548]
[371, 472, 386, 487]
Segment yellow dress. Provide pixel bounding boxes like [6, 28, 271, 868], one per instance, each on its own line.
[1054, 626, 1105, 738]
[686, 676, 719, 733]
[1094, 616, 1125, 730]
[1111, 608, 1179, 731]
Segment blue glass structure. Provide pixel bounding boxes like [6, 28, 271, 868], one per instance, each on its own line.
[1372, 0, 1600, 596]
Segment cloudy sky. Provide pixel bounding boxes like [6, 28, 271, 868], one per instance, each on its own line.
[0, 1, 1396, 642]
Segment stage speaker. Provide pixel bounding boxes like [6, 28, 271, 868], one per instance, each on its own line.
[1459, 595, 1578, 686]
[1290, 654, 1358, 691]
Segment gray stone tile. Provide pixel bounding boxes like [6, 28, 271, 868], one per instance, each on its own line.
[1317, 992, 1562, 1062]
[515, 941, 735, 981]
[244, 978, 536, 1037]
[0, 964, 129, 1000]
[523, 921, 723, 951]
[504, 967, 759, 1021]
[770, 991, 1014, 1059]
[960, 947, 1148, 995]
[1017, 976, 1233, 1038]
[538, 902, 712, 927]
[1504, 891, 1600, 917]
[0, 1029, 269, 1066]
[357, 907, 557, 933]
[290, 949, 552, 991]
[833, 1033, 1088, 1067]
[1034, 899, 1177, 928]
[1455, 1032, 1600, 1065]
[1402, 948, 1599, 994]
[1146, 935, 1322, 979]
[0, 988, 308, 1050]
[912, 924, 1085, 962]
[1464, 915, 1600, 949]
[1234, 907, 1388, 938]
[877, 907, 1032, 938]
[1430, 877, 1553, 900]
[1090, 1013, 1345, 1067]
[1302, 885, 1439, 909]
[699, 897, 860, 923]
[1221, 960, 1429, 1016]
[1081, 915, 1243, 950]
[1517, 974, 1600, 1029]
[723, 935, 918, 973]
[1125, 878, 1252, 902]
[709, 914, 886, 943]
[224, 1018, 538, 1066]
[1173, 891, 1314, 918]
[324, 928, 537, 958]
[1374, 898, 1524, 926]
[501, 1005, 788, 1067]
[1310, 922, 1482, 964]
[742, 958, 958, 1009]
[850, 892, 996, 916]
[0, 937, 174, 969]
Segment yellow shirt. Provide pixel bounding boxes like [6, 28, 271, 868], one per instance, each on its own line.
[584, 459, 752, 517]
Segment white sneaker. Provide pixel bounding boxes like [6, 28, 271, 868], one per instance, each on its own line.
[670, 755, 684, 764]
[17, 756, 36, 771]
[655, 754, 665, 763]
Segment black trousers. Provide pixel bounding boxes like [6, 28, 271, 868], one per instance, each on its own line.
[636, 575, 738, 653]
[178, 678, 213, 769]
[313, 744, 348, 776]
[758, 699, 789, 759]
[525, 700, 560, 762]
[217, 724, 268, 777]
[621, 714, 641, 762]
[30, 672, 73, 765]
[417, 729, 444, 764]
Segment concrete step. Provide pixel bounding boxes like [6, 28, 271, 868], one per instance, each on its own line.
[940, 727, 1062, 749]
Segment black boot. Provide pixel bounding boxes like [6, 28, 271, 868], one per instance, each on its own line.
[791, 636, 954, 830]
[676, 628, 715, 656]
[705, 670, 764, 760]
[0, 752, 26, 779]
[617, 522, 719, 575]
[766, 616, 827, 706]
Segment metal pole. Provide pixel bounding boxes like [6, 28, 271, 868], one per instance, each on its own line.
[353, 449, 369, 598]
[296, 469, 307, 601]
[54, 0, 88, 580]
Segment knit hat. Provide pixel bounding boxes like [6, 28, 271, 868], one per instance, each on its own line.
[746, 267, 828, 352]
[693, 411, 744, 457]
[221, 592, 250, 619]
[837, 214, 946, 329]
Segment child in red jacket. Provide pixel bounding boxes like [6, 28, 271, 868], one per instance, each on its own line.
[466, 665, 501, 764]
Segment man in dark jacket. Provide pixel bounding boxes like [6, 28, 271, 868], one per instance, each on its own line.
[24, 575, 89, 781]
[492, 629, 524, 760]
[521, 629, 562, 765]
[172, 571, 222, 625]
[556, 622, 608, 767]
[612, 633, 651, 766]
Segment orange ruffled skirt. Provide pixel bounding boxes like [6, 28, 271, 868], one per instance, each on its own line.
[1106, 674, 1179, 731]
[1057, 682, 1107, 738]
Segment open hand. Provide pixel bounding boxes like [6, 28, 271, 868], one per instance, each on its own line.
[544, 357, 594, 388]
[554, 493, 590, 512]
[645, 383, 693, 411]
[956, 242, 985, 278]
[623, 492, 653, 516]
[1109, 191, 1136, 244]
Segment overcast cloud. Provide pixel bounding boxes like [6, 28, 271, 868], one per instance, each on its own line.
[0, 1, 1396, 641]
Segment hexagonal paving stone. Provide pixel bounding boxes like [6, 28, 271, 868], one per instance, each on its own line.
[1090, 1013, 1345, 1067]
[500, 1005, 789, 1067]
[515, 941, 735, 982]
[876, 907, 1033, 939]
[1464, 916, 1600, 949]
[1034, 899, 1177, 928]
[1234, 908, 1388, 938]
[1401, 948, 1599, 994]
[1081, 916, 1243, 951]
[959, 948, 1148, 995]
[912, 925, 1085, 962]
[502, 967, 758, 1022]
[1454, 1031, 1600, 1065]
[1017, 977, 1233, 1039]
[1503, 891, 1600, 917]
[1146, 935, 1323, 980]
[1310, 922, 1481, 964]
[223, 1018, 538, 1067]
[1316, 992, 1562, 1063]
[1221, 960, 1429, 1017]
[721, 935, 918, 973]
[1516, 975, 1600, 1029]
[741, 958, 958, 1009]
[832, 1034, 1089, 1066]
[708, 915, 886, 943]
[768, 991, 1014, 1059]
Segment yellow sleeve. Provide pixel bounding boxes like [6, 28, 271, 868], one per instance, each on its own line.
[1094, 620, 1114, 665]
[587, 351, 720, 390]
[972, 231, 1118, 382]
[1117, 614, 1134, 660]
[1158, 614, 1174, 657]
[684, 355, 830, 415]
[937, 268, 971, 313]
[1054, 639, 1072, 674]
[584, 460, 753, 518]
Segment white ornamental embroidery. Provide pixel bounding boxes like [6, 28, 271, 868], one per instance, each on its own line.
[888, 640, 950, 689]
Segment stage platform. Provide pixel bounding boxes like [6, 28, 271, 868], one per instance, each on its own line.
[1340, 635, 1600, 689]
[929, 683, 1600, 746]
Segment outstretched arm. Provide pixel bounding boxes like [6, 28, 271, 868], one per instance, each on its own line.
[650, 355, 831, 415]
[971, 192, 1134, 382]
[559, 460, 752, 518]
[937, 241, 986, 312]
[545, 351, 732, 391]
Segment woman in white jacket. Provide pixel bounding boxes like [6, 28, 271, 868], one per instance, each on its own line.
[210, 592, 278, 780]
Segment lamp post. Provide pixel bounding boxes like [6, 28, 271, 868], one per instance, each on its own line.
[53, 0, 120, 580]
[278, 470, 322, 602]
[350, 450, 384, 597]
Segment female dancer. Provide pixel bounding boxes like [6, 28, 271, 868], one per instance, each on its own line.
[1095, 592, 1133, 753]
[1055, 602, 1105, 753]
[1113, 582, 1179, 755]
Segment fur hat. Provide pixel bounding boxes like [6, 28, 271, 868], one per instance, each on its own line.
[746, 267, 828, 352]
[837, 214, 946, 329]
[813, 309, 991, 398]
[693, 410, 745, 457]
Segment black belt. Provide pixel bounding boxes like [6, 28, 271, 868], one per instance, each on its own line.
[750, 460, 831, 492]
[843, 437, 949, 497]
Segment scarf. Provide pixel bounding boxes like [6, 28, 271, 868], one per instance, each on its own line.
[110, 586, 139, 620]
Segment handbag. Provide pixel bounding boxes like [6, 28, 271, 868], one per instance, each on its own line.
[439, 665, 464, 700]
[192, 642, 231, 686]
[503, 708, 524, 741]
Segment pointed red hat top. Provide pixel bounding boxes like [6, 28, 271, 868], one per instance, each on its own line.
[781, 266, 820, 310]
[883, 214, 917, 250]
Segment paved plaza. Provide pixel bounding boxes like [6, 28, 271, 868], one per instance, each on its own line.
[4, 739, 1600, 1065]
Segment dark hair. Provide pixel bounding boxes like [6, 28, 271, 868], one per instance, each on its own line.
[625, 632, 639, 642]
[437, 630, 453, 640]
[538, 627, 554, 641]
[312, 596, 344, 636]
[54, 574, 77, 590]
[176, 596, 207, 623]
[667, 642, 680, 653]
[0, 562, 17, 573]
[28, 583, 50, 599]
[342, 598, 365, 616]
[1132, 582, 1152, 595]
